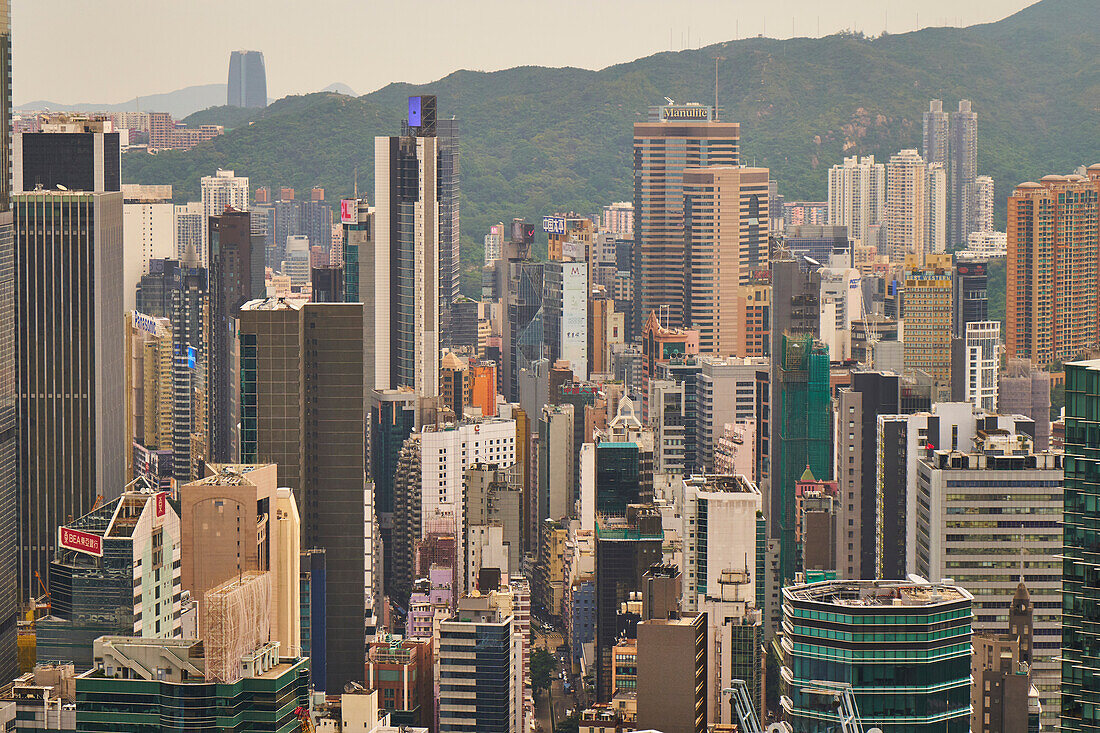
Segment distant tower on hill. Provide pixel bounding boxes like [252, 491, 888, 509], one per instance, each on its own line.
[227, 50, 267, 108]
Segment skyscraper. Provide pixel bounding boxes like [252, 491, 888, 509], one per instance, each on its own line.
[206, 208, 263, 462]
[121, 185, 175, 313]
[227, 50, 267, 109]
[0, 0, 15, 682]
[13, 116, 120, 194]
[949, 100, 978, 247]
[1063, 358, 1100, 731]
[1006, 174, 1100, 366]
[236, 298, 371, 692]
[922, 99, 949, 170]
[632, 102, 738, 336]
[926, 162, 947, 254]
[682, 166, 769, 356]
[374, 96, 446, 398]
[886, 149, 927, 264]
[974, 174, 995, 233]
[542, 261, 588, 379]
[902, 254, 953, 385]
[200, 169, 249, 266]
[15, 189, 125, 603]
[826, 155, 885, 246]
[437, 117, 460, 326]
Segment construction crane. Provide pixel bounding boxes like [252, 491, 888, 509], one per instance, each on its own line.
[293, 706, 315, 733]
[722, 680, 790, 733]
[802, 680, 882, 733]
[34, 571, 50, 612]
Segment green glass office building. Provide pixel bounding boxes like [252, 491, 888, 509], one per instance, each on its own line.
[781, 579, 972, 733]
[1063, 359, 1100, 731]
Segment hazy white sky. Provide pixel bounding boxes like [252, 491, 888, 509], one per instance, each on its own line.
[14, 0, 1038, 104]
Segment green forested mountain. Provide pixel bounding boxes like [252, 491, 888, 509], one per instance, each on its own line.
[124, 0, 1099, 295]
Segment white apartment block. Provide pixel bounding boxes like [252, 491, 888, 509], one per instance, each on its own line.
[200, 169, 249, 264]
[964, 321, 1000, 411]
[827, 155, 885, 246]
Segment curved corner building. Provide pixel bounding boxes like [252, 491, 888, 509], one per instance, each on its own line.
[780, 579, 972, 733]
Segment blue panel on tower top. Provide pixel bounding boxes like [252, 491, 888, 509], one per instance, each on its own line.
[408, 96, 422, 127]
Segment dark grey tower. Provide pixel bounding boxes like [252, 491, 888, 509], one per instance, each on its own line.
[0, 0, 14, 683]
[437, 117, 460, 340]
[227, 50, 267, 109]
[949, 100, 977, 247]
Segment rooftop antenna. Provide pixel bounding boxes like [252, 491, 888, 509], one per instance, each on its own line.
[353, 165, 359, 199]
[713, 56, 725, 120]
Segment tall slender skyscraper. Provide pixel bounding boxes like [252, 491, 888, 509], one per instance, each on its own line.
[200, 169, 249, 266]
[15, 189, 125, 601]
[0, 0, 15, 682]
[227, 50, 267, 109]
[922, 99, 949, 170]
[374, 96, 444, 398]
[632, 102, 738, 337]
[886, 149, 927, 264]
[437, 117, 460, 329]
[827, 155, 885, 247]
[949, 100, 978, 246]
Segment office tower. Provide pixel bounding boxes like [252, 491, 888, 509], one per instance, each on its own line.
[917, 434, 1061, 725]
[974, 174, 995, 233]
[492, 221, 542, 400]
[15, 190, 124, 603]
[784, 224, 851, 263]
[465, 463, 524, 588]
[543, 260, 588, 379]
[922, 100, 949, 169]
[695, 356, 763, 472]
[773, 333, 832, 586]
[369, 388, 417, 590]
[682, 166, 769, 355]
[902, 253, 953, 384]
[636, 613, 707, 733]
[136, 258, 208, 481]
[227, 50, 267, 108]
[124, 312, 174, 479]
[539, 404, 575, 527]
[784, 200, 829, 229]
[949, 100, 978, 248]
[36, 489, 181, 670]
[632, 102, 738, 336]
[437, 117, 460, 324]
[595, 506, 663, 700]
[595, 439, 648, 516]
[681, 475, 760, 612]
[886, 149, 927, 263]
[13, 117, 120, 193]
[1063, 359, 1100, 731]
[817, 251, 862, 363]
[738, 275, 771, 359]
[544, 213, 594, 262]
[174, 200, 204, 259]
[826, 155, 885, 245]
[952, 320, 1000, 410]
[439, 596, 520, 733]
[236, 300, 370, 691]
[590, 296, 625, 376]
[365, 637, 435, 729]
[782, 579, 972, 733]
[1000, 359, 1052, 450]
[76, 636, 309, 731]
[374, 96, 448, 398]
[834, 372, 899, 580]
[649, 378, 688, 473]
[206, 208, 263, 462]
[972, 584, 1042, 733]
[484, 222, 504, 265]
[390, 434, 422, 602]
[280, 234, 310, 285]
[877, 404, 1035, 580]
[1007, 174, 1100, 366]
[952, 253, 989, 336]
[602, 201, 634, 236]
[926, 162, 947, 254]
[121, 184, 174, 312]
[200, 169, 249, 265]
[300, 549, 327, 692]
[0, 3, 12, 683]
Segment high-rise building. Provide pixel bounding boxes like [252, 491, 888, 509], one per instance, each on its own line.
[539, 404, 575, 527]
[926, 162, 947, 254]
[602, 201, 634, 237]
[781, 579, 972, 733]
[174, 200, 204, 259]
[15, 190, 125, 604]
[236, 299, 371, 691]
[971, 583, 1042, 733]
[13, 116, 120, 193]
[374, 96, 448, 398]
[632, 102, 738, 336]
[206, 208, 263, 462]
[922, 100, 949, 170]
[695, 356, 763, 473]
[949, 100, 978, 248]
[974, 174, 995, 233]
[227, 50, 268, 108]
[953, 320, 1000, 411]
[636, 613, 707, 733]
[365, 637, 435, 729]
[952, 252, 989, 336]
[121, 184, 175, 313]
[124, 312, 174, 479]
[773, 333, 832, 586]
[916, 433, 1061, 725]
[826, 156, 885, 246]
[1062, 358, 1100, 731]
[0, 4, 13, 679]
[438, 596, 520, 733]
[902, 253, 954, 384]
[543, 260, 588, 379]
[834, 371, 899, 580]
[886, 149, 927, 263]
[817, 251, 862, 363]
[200, 169, 249, 265]
[368, 388, 417, 591]
[484, 222, 504, 266]
[1006, 174, 1099, 367]
[437, 116, 460, 327]
[682, 166, 769, 355]
[999, 359, 1052, 451]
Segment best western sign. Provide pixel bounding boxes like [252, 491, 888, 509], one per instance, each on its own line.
[59, 527, 103, 557]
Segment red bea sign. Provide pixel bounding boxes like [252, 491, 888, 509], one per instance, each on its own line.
[59, 527, 103, 557]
